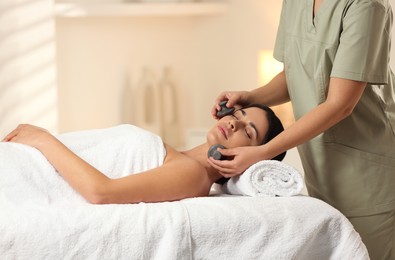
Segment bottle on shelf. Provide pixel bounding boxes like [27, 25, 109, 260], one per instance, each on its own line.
[133, 67, 163, 137]
[158, 66, 181, 148]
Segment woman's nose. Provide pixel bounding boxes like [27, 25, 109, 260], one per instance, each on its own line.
[228, 120, 241, 131]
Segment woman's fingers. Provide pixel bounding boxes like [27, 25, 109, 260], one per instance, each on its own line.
[2, 127, 21, 142]
[1, 124, 36, 142]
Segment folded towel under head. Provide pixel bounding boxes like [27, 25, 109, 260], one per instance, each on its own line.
[222, 160, 304, 197]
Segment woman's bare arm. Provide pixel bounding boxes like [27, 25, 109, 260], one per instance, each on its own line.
[3, 125, 210, 204]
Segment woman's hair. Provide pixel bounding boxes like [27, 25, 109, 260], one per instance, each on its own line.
[242, 104, 286, 161]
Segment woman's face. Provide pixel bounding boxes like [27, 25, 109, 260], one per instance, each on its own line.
[207, 107, 269, 148]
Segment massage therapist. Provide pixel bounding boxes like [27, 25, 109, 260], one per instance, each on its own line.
[209, 1, 395, 259]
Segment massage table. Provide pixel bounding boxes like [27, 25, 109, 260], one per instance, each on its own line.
[0, 125, 369, 259]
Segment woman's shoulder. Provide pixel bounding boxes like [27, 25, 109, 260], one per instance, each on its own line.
[162, 144, 213, 196]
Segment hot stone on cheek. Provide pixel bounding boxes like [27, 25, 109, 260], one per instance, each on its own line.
[207, 144, 226, 160]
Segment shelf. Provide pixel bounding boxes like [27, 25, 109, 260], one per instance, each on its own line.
[55, 1, 228, 17]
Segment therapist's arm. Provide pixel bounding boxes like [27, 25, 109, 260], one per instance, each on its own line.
[208, 77, 366, 176]
[262, 77, 366, 158]
[249, 70, 291, 107]
[212, 70, 290, 116]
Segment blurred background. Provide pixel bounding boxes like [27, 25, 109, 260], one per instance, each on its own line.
[2, 0, 395, 178]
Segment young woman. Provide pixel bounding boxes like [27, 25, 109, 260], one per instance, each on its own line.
[1, 104, 285, 205]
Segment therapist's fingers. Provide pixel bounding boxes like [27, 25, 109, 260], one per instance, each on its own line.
[214, 91, 230, 104]
[224, 94, 238, 108]
[211, 105, 221, 119]
[211, 92, 229, 118]
[207, 157, 242, 177]
[211, 92, 240, 118]
[208, 146, 263, 177]
[228, 91, 253, 108]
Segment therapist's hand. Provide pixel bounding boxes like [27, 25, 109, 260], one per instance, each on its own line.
[211, 91, 251, 119]
[207, 145, 263, 177]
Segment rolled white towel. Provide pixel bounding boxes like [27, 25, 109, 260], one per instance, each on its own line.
[222, 160, 304, 197]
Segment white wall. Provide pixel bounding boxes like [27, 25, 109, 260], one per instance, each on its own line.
[56, 0, 283, 137]
[0, 0, 57, 137]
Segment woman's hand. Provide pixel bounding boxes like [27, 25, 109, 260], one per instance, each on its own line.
[2, 124, 51, 149]
[211, 91, 251, 119]
[207, 146, 264, 178]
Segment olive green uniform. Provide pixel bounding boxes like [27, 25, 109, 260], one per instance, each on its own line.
[273, 0, 395, 258]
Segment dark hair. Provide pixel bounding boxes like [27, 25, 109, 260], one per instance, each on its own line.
[242, 104, 286, 161]
[215, 104, 287, 185]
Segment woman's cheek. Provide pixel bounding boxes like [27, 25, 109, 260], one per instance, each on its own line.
[228, 134, 250, 148]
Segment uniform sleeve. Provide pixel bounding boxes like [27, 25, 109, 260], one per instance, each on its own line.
[273, 0, 287, 63]
[331, 1, 392, 85]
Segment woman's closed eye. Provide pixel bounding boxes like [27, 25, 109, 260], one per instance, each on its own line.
[245, 128, 252, 139]
[232, 114, 252, 139]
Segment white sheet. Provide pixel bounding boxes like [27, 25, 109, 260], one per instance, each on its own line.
[186, 195, 369, 260]
[0, 195, 369, 259]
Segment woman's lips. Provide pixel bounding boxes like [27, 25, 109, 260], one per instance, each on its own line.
[218, 125, 228, 139]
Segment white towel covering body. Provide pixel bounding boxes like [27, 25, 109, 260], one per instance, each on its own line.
[0, 124, 166, 204]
